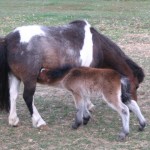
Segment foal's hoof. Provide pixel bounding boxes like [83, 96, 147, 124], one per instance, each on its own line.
[83, 116, 90, 125]
[72, 122, 81, 129]
[118, 132, 128, 141]
[38, 125, 50, 131]
[139, 122, 146, 131]
[88, 104, 95, 113]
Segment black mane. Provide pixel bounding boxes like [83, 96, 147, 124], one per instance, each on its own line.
[125, 57, 145, 83]
[47, 65, 72, 79]
[91, 27, 145, 84]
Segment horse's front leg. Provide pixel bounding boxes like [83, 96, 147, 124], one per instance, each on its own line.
[23, 81, 46, 128]
[8, 74, 20, 126]
[126, 100, 146, 131]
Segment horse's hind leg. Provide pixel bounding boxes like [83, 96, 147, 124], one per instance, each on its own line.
[23, 80, 46, 128]
[126, 100, 146, 131]
[8, 74, 20, 126]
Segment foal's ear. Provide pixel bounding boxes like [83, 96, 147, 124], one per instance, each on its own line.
[40, 68, 49, 74]
[38, 68, 49, 81]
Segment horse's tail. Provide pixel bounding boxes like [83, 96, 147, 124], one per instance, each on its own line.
[0, 37, 10, 112]
[121, 76, 131, 104]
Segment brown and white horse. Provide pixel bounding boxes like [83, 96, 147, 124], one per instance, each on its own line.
[39, 67, 146, 141]
[0, 20, 144, 129]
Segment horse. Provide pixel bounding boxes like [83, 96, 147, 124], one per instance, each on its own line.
[38, 67, 146, 141]
[0, 20, 144, 128]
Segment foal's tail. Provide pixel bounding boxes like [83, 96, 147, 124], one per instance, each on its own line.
[121, 76, 131, 103]
[0, 37, 10, 112]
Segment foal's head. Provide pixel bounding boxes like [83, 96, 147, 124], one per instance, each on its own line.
[38, 68, 50, 83]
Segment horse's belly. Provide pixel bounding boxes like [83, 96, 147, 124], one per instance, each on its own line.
[42, 50, 82, 69]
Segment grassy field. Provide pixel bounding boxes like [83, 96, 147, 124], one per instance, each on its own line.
[0, 0, 150, 149]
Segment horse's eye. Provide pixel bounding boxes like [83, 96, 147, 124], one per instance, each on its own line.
[136, 85, 139, 89]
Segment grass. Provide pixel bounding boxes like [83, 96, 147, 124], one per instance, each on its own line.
[0, 0, 150, 149]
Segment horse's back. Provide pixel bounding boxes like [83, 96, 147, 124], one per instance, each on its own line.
[6, 21, 88, 80]
[5, 20, 112, 80]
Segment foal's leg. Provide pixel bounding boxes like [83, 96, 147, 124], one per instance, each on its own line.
[71, 92, 84, 129]
[8, 74, 20, 126]
[83, 97, 91, 125]
[105, 95, 130, 141]
[117, 103, 130, 141]
[86, 98, 95, 112]
[23, 81, 46, 128]
[125, 100, 146, 131]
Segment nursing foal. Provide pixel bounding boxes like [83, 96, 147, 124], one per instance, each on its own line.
[39, 67, 146, 141]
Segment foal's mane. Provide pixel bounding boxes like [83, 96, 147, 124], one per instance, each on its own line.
[46, 65, 72, 79]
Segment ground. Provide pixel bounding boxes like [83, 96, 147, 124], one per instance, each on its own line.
[0, 0, 150, 149]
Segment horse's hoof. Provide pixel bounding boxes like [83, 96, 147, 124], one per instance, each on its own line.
[117, 132, 128, 142]
[13, 122, 21, 127]
[32, 117, 46, 128]
[38, 125, 50, 131]
[72, 122, 81, 129]
[9, 116, 20, 127]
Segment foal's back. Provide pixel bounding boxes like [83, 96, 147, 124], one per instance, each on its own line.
[63, 67, 121, 97]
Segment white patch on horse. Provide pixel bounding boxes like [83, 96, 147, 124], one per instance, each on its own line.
[80, 21, 93, 66]
[32, 99, 46, 128]
[8, 74, 20, 126]
[21, 51, 24, 55]
[14, 25, 45, 43]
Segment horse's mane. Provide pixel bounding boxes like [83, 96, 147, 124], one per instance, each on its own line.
[125, 57, 145, 83]
[91, 27, 145, 83]
[69, 20, 86, 26]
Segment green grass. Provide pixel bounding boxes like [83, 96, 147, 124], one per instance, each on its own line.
[0, 0, 150, 38]
[0, 0, 150, 149]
